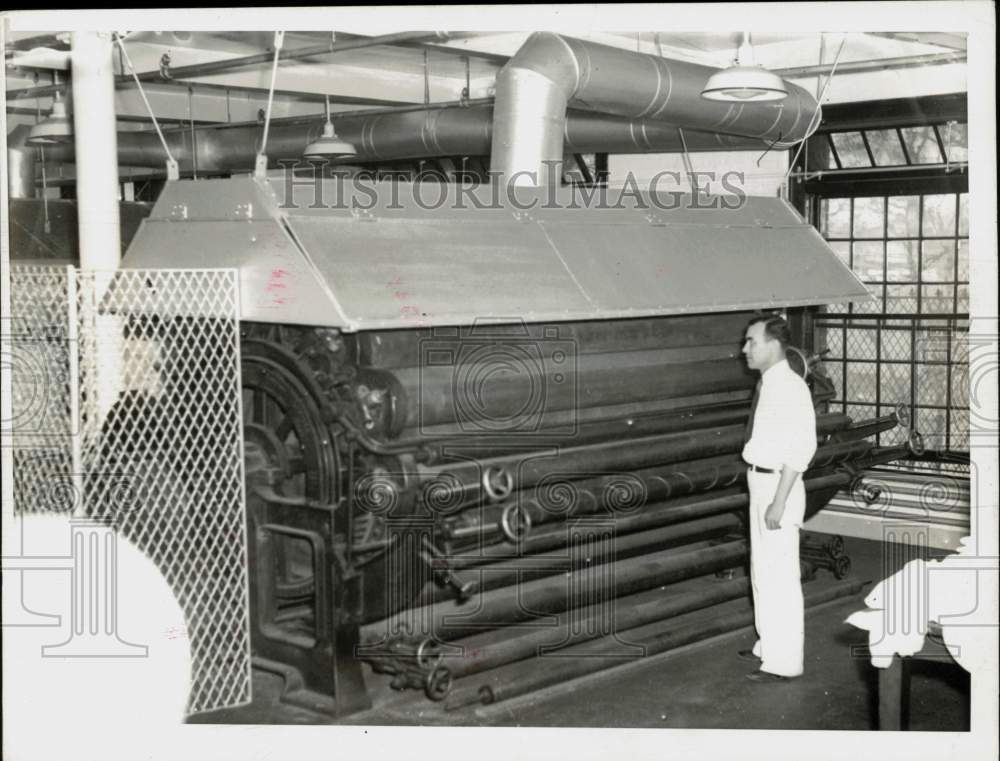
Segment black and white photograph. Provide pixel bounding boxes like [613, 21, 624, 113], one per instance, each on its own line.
[1, 4, 996, 760]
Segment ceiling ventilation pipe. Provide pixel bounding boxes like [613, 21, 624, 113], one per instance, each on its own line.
[489, 32, 821, 185]
[10, 105, 769, 193]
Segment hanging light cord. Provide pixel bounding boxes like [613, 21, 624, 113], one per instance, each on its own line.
[113, 32, 179, 179]
[257, 30, 285, 173]
[781, 35, 847, 181]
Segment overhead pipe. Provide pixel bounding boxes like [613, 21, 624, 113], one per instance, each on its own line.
[14, 102, 770, 186]
[776, 51, 966, 79]
[148, 31, 455, 82]
[5, 31, 456, 101]
[489, 32, 821, 184]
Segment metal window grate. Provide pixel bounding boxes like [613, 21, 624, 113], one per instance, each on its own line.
[7, 265, 251, 715]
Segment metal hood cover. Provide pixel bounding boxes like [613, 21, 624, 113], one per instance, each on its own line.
[122, 176, 871, 331]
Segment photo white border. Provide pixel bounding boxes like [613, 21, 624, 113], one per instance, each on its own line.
[2, 3, 996, 760]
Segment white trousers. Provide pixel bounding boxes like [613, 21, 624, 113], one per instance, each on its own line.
[747, 469, 805, 677]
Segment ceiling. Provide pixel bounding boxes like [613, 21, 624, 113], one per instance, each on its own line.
[3, 28, 969, 131]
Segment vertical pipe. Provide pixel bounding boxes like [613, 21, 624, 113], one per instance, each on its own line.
[71, 31, 121, 270]
[6, 125, 36, 200]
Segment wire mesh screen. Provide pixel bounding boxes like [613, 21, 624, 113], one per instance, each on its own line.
[6, 265, 81, 514]
[7, 265, 251, 714]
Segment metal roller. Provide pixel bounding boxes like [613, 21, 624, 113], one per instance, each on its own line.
[387, 355, 756, 431]
[446, 579, 867, 710]
[439, 434, 868, 544]
[355, 312, 758, 368]
[444, 575, 752, 679]
[416, 513, 743, 605]
[361, 538, 749, 644]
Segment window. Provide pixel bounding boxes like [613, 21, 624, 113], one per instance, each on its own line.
[823, 121, 967, 169]
[814, 192, 969, 455]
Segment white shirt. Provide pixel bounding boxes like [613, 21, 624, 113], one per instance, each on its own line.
[741, 359, 817, 473]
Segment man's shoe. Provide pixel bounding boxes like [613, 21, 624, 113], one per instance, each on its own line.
[746, 670, 797, 683]
[737, 649, 760, 663]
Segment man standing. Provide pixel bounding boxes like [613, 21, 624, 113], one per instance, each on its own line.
[739, 314, 817, 682]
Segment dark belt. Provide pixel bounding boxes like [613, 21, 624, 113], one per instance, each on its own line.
[749, 464, 777, 474]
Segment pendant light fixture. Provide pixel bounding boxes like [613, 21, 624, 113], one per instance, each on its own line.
[701, 32, 789, 102]
[303, 95, 357, 161]
[27, 73, 73, 145]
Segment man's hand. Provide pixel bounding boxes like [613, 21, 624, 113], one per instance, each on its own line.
[764, 500, 785, 530]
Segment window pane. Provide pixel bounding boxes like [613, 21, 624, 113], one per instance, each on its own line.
[846, 361, 877, 402]
[852, 242, 884, 280]
[957, 240, 968, 280]
[823, 360, 844, 399]
[866, 129, 907, 166]
[846, 403, 876, 425]
[942, 122, 968, 162]
[917, 365, 949, 404]
[921, 284, 954, 313]
[854, 284, 883, 313]
[885, 284, 918, 313]
[819, 198, 851, 237]
[846, 328, 878, 360]
[921, 239, 956, 282]
[916, 407, 947, 451]
[958, 193, 968, 236]
[830, 131, 871, 168]
[915, 327, 951, 363]
[882, 329, 912, 361]
[901, 126, 943, 164]
[887, 196, 920, 238]
[950, 409, 969, 452]
[951, 363, 968, 408]
[956, 284, 969, 313]
[853, 197, 884, 238]
[886, 241, 918, 281]
[922, 194, 958, 237]
[819, 325, 844, 357]
[880, 363, 912, 405]
[880, 413, 908, 446]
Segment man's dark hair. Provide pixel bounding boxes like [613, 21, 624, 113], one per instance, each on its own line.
[748, 313, 791, 349]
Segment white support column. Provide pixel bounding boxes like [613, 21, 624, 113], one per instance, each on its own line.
[71, 32, 123, 425]
[71, 31, 121, 270]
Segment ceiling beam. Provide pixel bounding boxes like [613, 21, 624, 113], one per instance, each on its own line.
[777, 52, 966, 79]
[864, 31, 967, 52]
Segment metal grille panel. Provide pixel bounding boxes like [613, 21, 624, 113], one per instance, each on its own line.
[7, 266, 250, 715]
[7, 266, 80, 514]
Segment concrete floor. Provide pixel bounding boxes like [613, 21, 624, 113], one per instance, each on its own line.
[190, 536, 969, 730]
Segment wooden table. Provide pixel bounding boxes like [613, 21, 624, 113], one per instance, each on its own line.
[878, 625, 959, 730]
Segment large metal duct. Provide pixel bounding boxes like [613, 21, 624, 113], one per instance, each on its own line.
[8, 105, 769, 196]
[490, 32, 820, 183]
